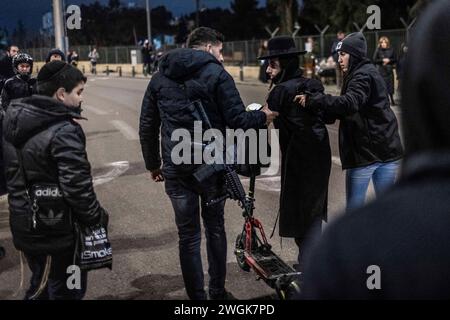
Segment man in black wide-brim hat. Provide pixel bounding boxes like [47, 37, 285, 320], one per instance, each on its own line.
[260, 36, 332, 272]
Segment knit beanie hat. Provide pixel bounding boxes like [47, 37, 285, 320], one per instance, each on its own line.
[336, 32, 367, 59]
[46, 48, 66, 63]
[37, 60, 72, 83]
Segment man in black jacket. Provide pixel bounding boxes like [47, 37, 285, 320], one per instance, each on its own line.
[3, 61, 108, 300]
[301, 0, 450, 299]
[139, 27, 277, 300]
[0, 45, 19, 92]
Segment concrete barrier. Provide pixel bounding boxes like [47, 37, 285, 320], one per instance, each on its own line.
[33, 61, 261, 82]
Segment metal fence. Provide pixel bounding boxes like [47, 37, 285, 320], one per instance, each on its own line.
[222, 29, 407, 66]
[26, 28, 408, 65]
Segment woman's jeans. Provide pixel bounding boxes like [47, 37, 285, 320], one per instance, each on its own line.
[346, 160, 400, 211]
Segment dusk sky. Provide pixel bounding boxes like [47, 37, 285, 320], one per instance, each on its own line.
[0, 0, 267, 34]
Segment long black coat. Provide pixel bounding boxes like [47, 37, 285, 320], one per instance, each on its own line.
[267, 71, 331, 238]
[373, 47, 397, 95]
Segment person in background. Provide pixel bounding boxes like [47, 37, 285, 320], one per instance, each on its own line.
[373, 36, 397, 106]
[66, 51, 72, 64]
[141, 40, 153, 76]
[1, 53, 36, 110]
[396, 43, 408, 103]
[70, 50, 79, 67]
[0, 45, 19, 92]
[45, 48, 66, 63]
[88, 48, 99, 75]
[258, 40, 269, 83]
[0, 45, 16, 261]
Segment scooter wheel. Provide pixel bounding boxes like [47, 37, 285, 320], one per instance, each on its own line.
[275, 277, 301, 300]
[235, 234, 250, 272]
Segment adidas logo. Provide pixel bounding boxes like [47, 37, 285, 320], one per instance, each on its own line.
[34, 187, 63, 198]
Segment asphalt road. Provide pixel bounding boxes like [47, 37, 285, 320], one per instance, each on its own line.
[0, 76, 400, 300]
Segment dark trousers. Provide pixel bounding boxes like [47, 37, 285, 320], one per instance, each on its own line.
[165, 174, 227, 300]
[294, 219, 322, 271]
[24, 250, 87, 300]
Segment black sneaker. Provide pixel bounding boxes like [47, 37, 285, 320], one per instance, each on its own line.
[0, 246, 5, 259]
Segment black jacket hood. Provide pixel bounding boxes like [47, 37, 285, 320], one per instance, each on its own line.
[158, 48, 221, 80]
[402, 0, 450, 159]
[3, 94, 83, 147]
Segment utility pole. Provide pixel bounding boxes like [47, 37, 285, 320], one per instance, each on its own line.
[62, 0, 69, 53]
[146, 0, 152, 43]
[52, 0, 66, 52]
[195, 0, 200, 28]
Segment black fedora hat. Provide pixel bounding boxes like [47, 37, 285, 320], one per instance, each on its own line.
[257, 36, 306, 60]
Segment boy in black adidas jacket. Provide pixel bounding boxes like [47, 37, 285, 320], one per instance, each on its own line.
[2, 61, 108, 300]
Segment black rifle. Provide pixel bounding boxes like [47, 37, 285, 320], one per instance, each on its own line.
[190, 100, 253, 215]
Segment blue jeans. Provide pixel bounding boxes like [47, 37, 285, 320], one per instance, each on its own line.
[165, 174, 227, 300]
[346, 160, 400, 211]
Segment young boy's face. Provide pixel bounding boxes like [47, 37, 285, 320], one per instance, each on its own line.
[56, 81, 85, 108]
[18, 63, 30, 74]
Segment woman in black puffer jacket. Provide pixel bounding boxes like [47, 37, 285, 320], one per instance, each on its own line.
[297, 32, 403, 212]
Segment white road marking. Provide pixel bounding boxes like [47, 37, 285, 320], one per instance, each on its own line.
[93, 161, 130, 186]
[83, 104, 110, 115]
[110, 120, 139, 140]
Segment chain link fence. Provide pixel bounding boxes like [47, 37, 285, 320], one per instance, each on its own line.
[26, 29, 407, 65]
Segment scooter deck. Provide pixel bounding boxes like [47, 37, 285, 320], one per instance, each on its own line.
[244, 246, 300, 281]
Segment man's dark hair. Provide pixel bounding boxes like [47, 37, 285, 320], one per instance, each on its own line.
[186, 27, 225, 48]
[37, 61, 87, 97]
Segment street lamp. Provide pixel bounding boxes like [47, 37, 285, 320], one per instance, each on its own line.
[146, 0, 152, 43]
[195, 0, 200, 28]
